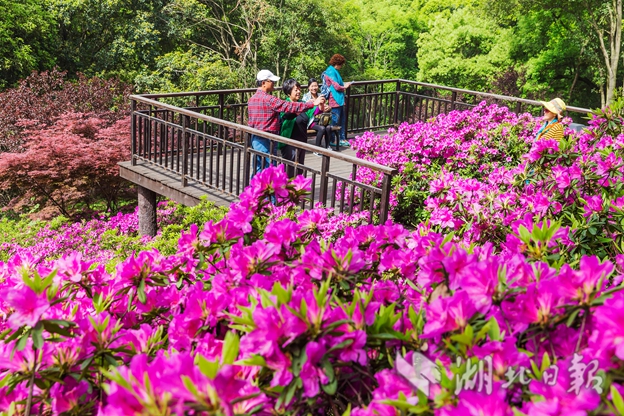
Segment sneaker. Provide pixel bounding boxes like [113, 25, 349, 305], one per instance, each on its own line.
[326, 147, 334, 151]
[339, 140, 350, 147]
[313, 152, 321, 156]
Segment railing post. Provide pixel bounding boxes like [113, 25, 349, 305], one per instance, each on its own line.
[394, 80, 401, 125]
[147, 105, 153, 161]
[379, 172, 392, 224]
[344, 85, 351, 136]
[451, 91, 457, 111]
[319, 155, 331, 206]
[131, 99, 137, 166]
[515, 101, 522, 114]
[218, 93, 225, 155]
[243, 132, 251, 188]
[181, 114, 189, 187]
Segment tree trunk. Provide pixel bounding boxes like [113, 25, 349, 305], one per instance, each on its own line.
[138, 186, 157, 237]
[590, 0, 622, 105]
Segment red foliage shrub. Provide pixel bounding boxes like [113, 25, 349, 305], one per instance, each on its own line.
[0, 68, 132, 152]
[0, 113, 132, 218]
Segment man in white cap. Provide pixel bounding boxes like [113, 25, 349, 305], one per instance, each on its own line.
[248, 69, 325, 176]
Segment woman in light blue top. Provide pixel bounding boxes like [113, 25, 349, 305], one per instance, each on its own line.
[322, 54, 352, 147]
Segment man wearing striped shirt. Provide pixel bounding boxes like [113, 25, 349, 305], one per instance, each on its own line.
[248, 70, 325, 176]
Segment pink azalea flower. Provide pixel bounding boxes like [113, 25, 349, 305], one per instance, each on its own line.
[300, 341, 329, 397]
[1, 284, 50, 329]
[50, 377, 92, 415]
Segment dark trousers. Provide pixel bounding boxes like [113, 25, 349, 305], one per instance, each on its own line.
[311, 124, 332, 148]
[281, 112, 310, 178]
[281, 145, 306, 178]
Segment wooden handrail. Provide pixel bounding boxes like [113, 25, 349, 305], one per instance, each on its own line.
[131, 94, 398, 176]
[138, 79, 595, 115]
[397, 79, 594, 114]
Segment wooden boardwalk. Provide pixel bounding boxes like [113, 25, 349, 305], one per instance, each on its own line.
[119, 140, 360, 208]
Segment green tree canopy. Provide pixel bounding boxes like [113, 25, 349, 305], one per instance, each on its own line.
[0, 0, 58, 88]
[417, 8, 512, 91]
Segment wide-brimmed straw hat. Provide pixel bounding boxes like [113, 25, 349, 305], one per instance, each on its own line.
[540, 98, 567, 117]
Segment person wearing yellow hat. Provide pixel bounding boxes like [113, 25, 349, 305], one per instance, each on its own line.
[535, 98, 566, 141]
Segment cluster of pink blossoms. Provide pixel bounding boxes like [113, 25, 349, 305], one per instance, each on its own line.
[0, 203, 179, 265]
[351, 101, 624, 262]
[1, 165, 624, 415]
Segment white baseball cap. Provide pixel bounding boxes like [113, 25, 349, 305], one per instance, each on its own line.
[256, 69, 280, 82]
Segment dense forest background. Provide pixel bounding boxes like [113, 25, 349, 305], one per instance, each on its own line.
[1, 0, 623, 109]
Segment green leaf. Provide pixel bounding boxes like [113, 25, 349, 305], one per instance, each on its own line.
[42, 321, 73, 337]
[235, 355, 267, 367]
[197, 354, 219, 379]
[16, 332, 30, 351]
[518, 225, 531, 243]
[276, 380, 298, 409]
[137, 279, 147, 304]
[450, 325, 474, 346]
[566, 308, 581, 327]
[32, 325, 44, 350]
[611, 385, 624, 414]
[104, 354, 119, 367]
[320, 358, 337, 395]
[488, 317, 501, 341]
[80, 356, 94, 371]
[540, 353, 551, 373]
[221, 331, 240, 365]
[271, 282, 291, 305]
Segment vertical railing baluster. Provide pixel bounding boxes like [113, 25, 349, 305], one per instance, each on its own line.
[310, 173, 316, 209]
[243, 132, 251, 189]
[359, 188, 365, 212]
[368, 190, 375, 223]
[345, 84, 351, 136]
[339, 182, 346, 213]
[394, 80, 400, 126]
[236, 148, 241, 195]
[379, 173, 392, 223]
[348, 165, 357, 214]
[181, 114, 189, 186]
[147, 105, 153, 161]
[319, 155, 331, 206]
[131, 100, 137, 166]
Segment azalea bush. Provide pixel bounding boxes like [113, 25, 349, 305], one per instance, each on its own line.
[0, 199, 228, 267]
[351, 100, 624, 263]
[351, 101, 537, 225]
[1, 165, 624, 415]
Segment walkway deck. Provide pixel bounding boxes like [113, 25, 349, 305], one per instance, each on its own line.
[119, 140, 360, 208]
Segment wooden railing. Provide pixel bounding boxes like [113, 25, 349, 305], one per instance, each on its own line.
[130, 80, 593, 222]
[130, 95, 397, 223]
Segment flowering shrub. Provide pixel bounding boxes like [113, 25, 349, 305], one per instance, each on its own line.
[1, 165, 624, 415]
[351, 100, 624, 263]
[0, 199, 227, 267]
[351, 101, 537, 225]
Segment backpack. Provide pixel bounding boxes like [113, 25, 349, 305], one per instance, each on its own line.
[320, 71, 331, 99]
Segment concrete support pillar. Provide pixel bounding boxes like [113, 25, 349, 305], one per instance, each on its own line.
[138, 186, 157, 237]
